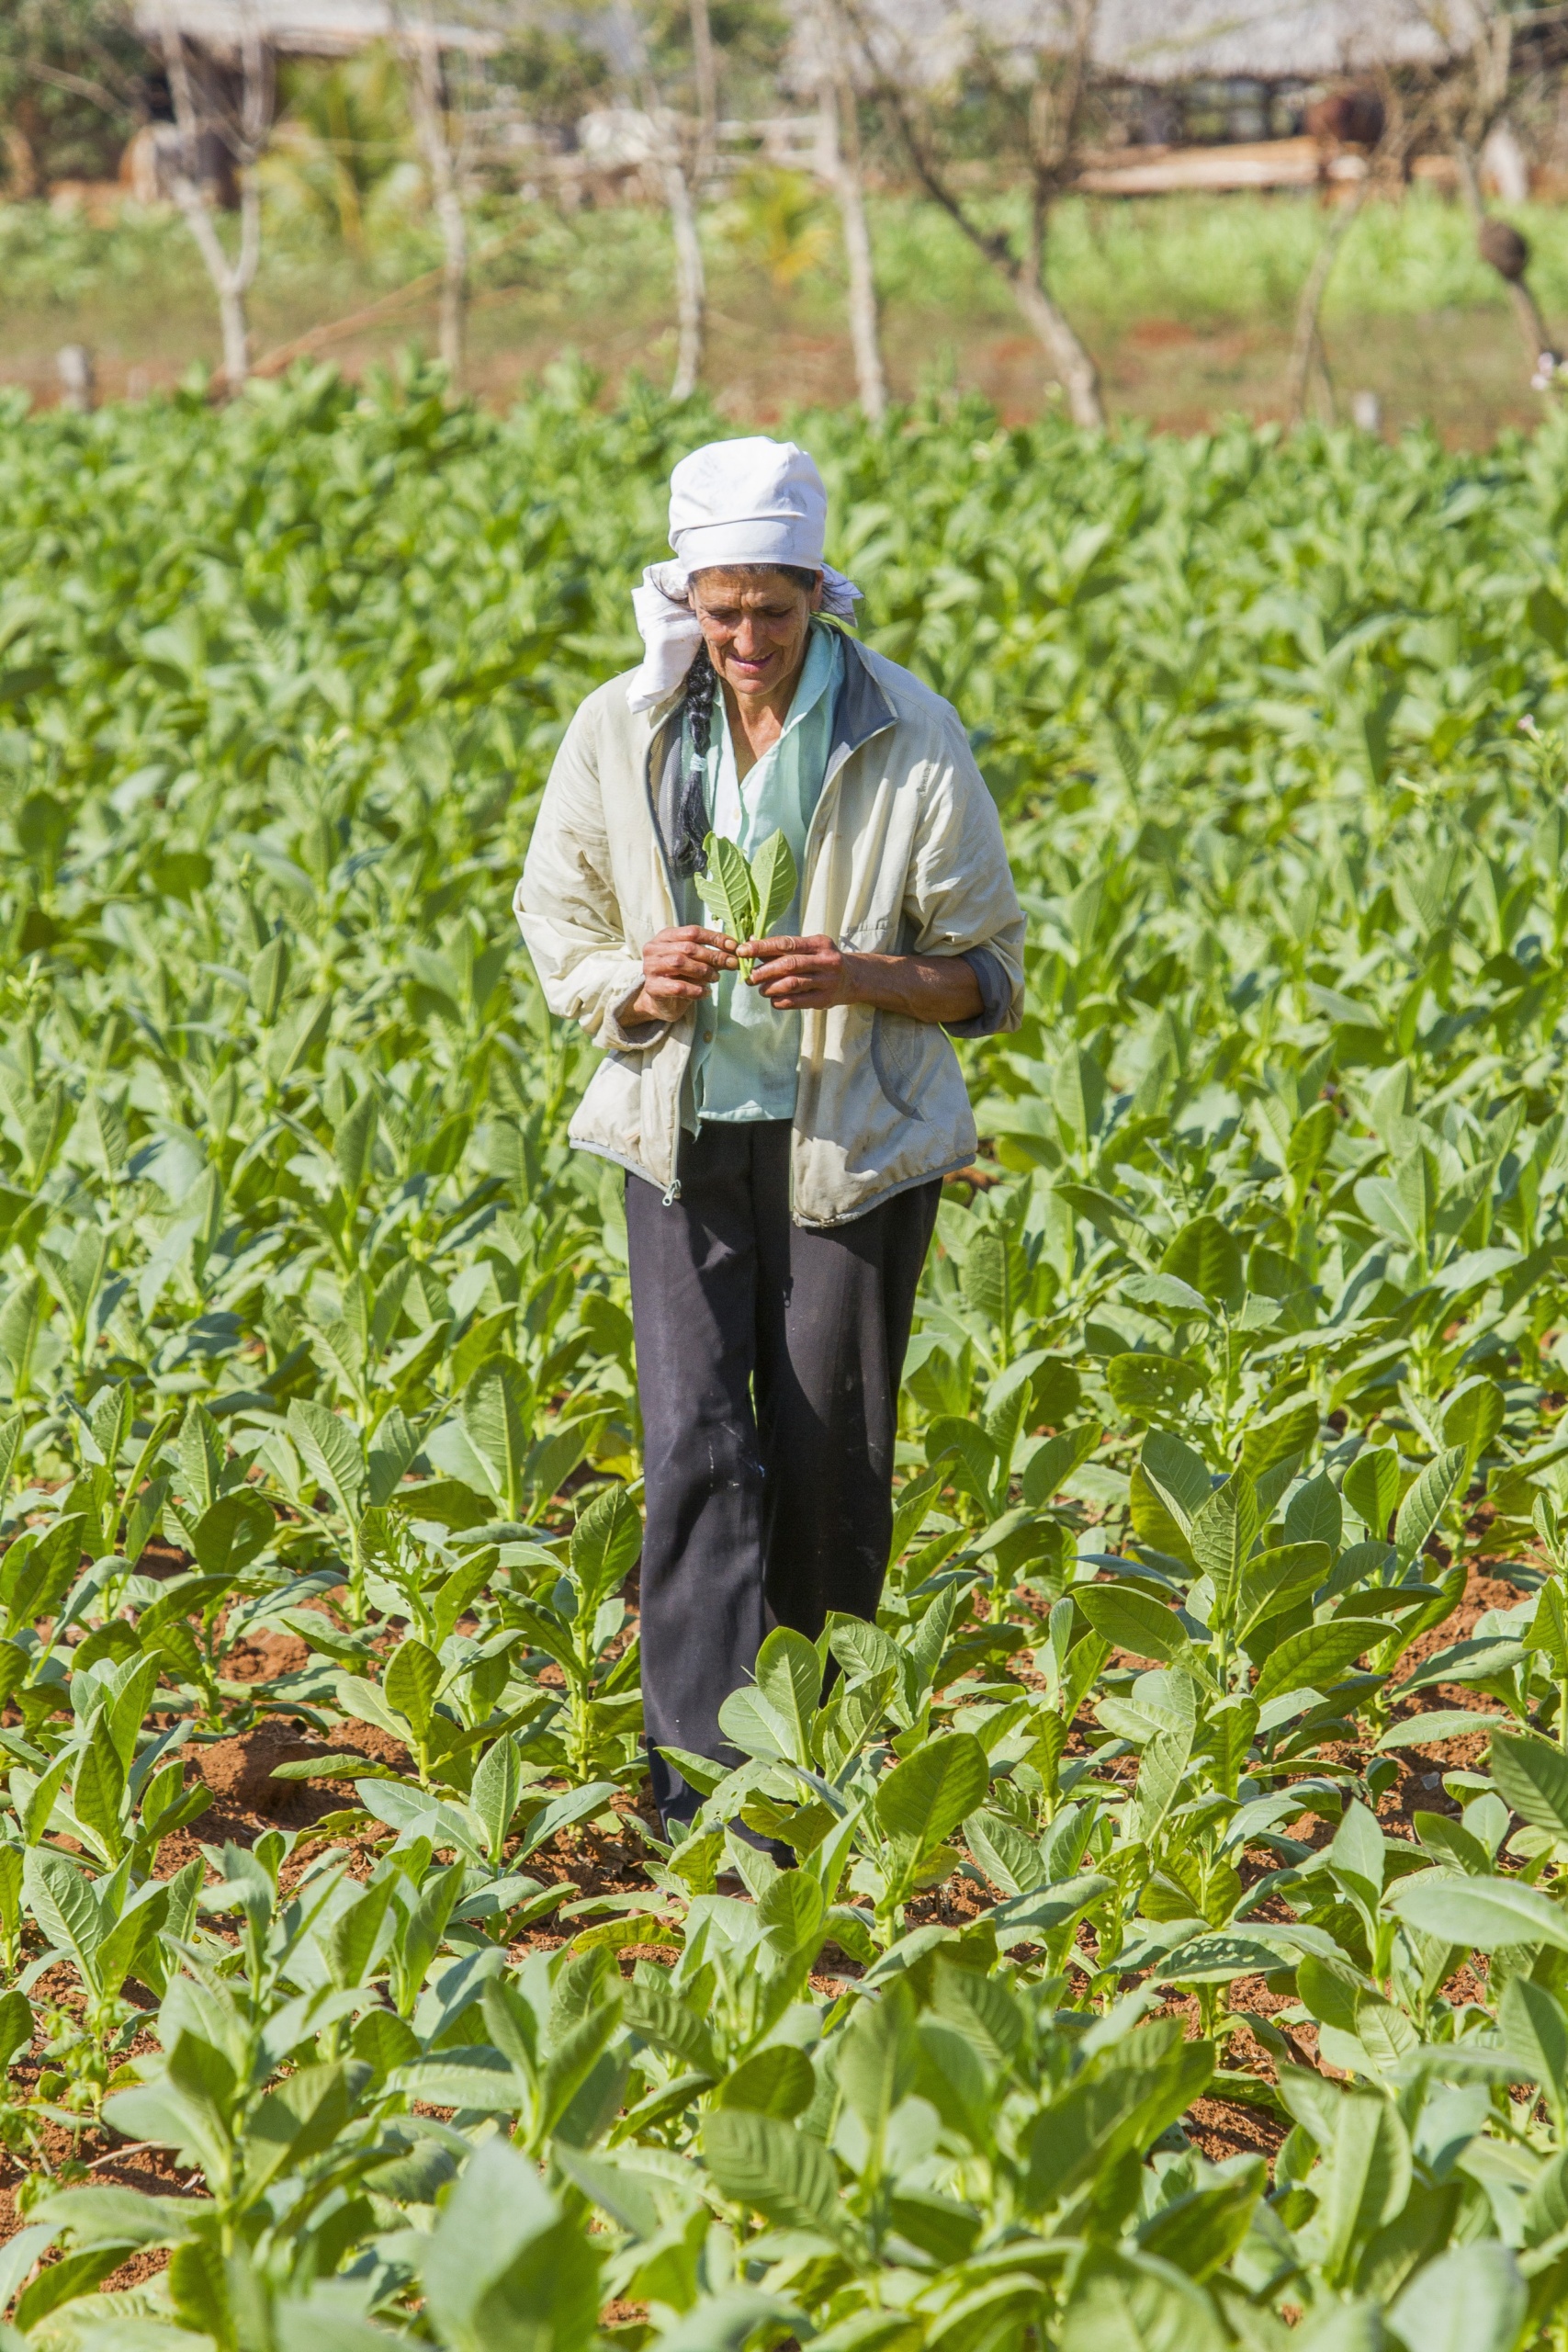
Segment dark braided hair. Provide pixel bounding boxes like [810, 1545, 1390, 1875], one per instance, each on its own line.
[671, 642, 717, 879]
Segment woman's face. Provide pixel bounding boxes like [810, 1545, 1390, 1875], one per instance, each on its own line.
[690, 566, 824, 706]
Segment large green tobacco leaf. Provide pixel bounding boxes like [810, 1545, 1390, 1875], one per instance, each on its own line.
[875, 1732, 989, 1854]
[1026, 2031, 1214, 2211]
[570, 1483, 641, 1612]
[1236, 1543, 1331, 1638]
[1106, 1356, 1208, 1436]
[287, 1398, 366, 1521]
[1253, 1616, 1396, 1702]
[1387, 2245, 1527, 2352]
[1062, 2249, 1228, 2352]
[702, 2107, 840, 2233]
[1320, 2090, 1414, 2289]
[1160, 1216, 1244, 1316]
[1488, 1729, 1568, 1837]
[1345, 1446, 1402, 1538]
[1237, 1396, 1319, 1478]
[461, 1357, 535, 1519]
[750, 829, 798, 940]
[695, 833, 757, 944]
[1189, 1472, 1258, 1613]
[1393, 1447, 1467, 1566]
[1139, 1430, 1212, 1532]
[1385, 1870, 1568, 1953]
[1077, 1582, 1187, 1664]
[421, 2140, 602, 2352]
[384, 1637, 442, 1738]
[1498, 1975, 1568, 2133]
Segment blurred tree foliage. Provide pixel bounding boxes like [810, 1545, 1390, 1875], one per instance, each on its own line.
[716, 165, 835, 292]
[489, 6, 789, 143]
[489, 27, 612, 143]
[265, 46, 413, 254]
[0, 0, 157, 190]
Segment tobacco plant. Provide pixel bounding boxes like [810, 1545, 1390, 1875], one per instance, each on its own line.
[3, 370, 1568, 2347]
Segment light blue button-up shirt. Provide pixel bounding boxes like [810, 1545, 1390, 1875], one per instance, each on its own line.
[688, 620, 845, 1126]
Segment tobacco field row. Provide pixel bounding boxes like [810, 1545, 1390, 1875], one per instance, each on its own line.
[2, 362, 1568, 2346]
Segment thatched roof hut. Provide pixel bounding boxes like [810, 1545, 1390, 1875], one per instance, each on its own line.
[130, 0, 499, 61]
[1096, 0, 1475, 84]
[828, 0, 1476, 90]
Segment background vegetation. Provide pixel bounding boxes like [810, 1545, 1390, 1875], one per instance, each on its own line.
[4, 181, 1566, 440]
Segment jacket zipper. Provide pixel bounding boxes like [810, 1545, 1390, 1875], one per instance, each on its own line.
[643, 715, 687, 1205]
[788, 686, 897, 1220]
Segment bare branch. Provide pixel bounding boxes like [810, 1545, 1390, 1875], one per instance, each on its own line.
[689, 0, 717, 186]
[389, 5, 468, 384]
[842, 0, 1103, 424]
[157, 0, 269, 388]
[613, 0, 705, 400]
[811, 0, 886, 420]
[158, 0, 205, 178]
[17, 60, 138, 120]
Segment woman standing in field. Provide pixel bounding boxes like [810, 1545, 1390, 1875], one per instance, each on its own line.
[516, 436, 1023, 1841]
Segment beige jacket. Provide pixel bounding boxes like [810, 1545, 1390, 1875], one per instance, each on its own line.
[514, 631, 1024, 1227]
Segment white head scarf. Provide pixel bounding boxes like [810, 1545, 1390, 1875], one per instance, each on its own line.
[626, 435, 862, 713]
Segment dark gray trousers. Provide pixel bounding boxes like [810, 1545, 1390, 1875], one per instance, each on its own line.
[626, 1119, 940, 1827]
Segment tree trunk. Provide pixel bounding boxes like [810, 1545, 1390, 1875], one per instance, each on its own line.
[1506, 277, 1557, 381]
[159, 0, 268, 391]
[1287, 178, 1368, 424]
[434, 176, 468, 378]
[218, 277, 252, 386]
[663, 147, 706, 399]
[615, 0, 705, 399]
[399, 25, 467, 384]
[835, 130, 886, 424]
[1008, 266, 1103, 427]
[815, 0, 886, 422]
[840, 0, 1104, 426]
[3, 126, 39, 200]
[168, 172, 252, 384]
[1017, 188, 1102, 427]
[688, 0, 717, 187]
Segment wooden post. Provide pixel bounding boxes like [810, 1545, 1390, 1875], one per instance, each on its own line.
[56, 347, 96, 413]
[616, 0, 705, 401]
[814, 0, 887, 422]
[393, 8, 468, 386]
[689, 0, 717, 188]
[158, 0, 272, 391]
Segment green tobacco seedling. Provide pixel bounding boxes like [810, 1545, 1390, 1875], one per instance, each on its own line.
[695, 828, 797, 982]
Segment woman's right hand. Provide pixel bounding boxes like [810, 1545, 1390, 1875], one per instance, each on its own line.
[626, 925, 738, 1023]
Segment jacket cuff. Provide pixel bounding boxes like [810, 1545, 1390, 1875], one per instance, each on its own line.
[944, 947, 1011, 1038]
[603, 982, 667, 1053]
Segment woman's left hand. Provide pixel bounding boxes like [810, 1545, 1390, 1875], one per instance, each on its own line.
[740, 935, 857, 1010]
[740, 938, 985, 1026]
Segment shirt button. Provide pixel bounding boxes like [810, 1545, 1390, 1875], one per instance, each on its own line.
[703, 1028, 714, 1042]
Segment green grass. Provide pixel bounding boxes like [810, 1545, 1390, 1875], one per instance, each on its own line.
[3, 178, 1561, 444]
[0, 177, 1554, 441]
[2, 179, 1553, 332]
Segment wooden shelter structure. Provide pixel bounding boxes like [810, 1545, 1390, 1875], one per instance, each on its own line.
[809, 0, 1479, 126]
[129, 0, 499, 64]
[125, 0, 496, 208]
[1091, 0, 1477, 84]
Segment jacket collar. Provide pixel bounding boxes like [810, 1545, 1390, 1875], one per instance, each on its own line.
[643, 628, 897, 898]
[829, 630, 897, 768]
